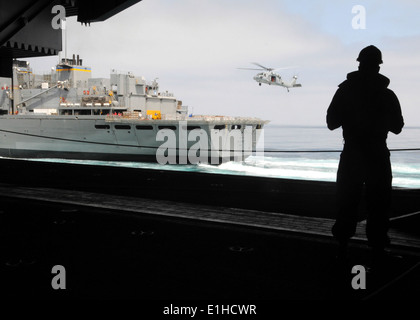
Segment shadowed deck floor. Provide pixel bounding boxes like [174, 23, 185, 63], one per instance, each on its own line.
[1, 183, 419, 303]
[1, 184, 419, 254]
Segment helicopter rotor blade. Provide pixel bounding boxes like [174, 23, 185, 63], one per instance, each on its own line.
[237, 67, 264, 71]
[251, 62, 273, 71]
[272, 66, 300, 71]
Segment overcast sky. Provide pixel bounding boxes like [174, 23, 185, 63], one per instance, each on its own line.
[27, 0, 420, 126]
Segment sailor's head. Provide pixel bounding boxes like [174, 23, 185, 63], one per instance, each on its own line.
[357, 45, 383, 74]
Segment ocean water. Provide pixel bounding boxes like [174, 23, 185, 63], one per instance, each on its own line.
[246, 125, 420, 189]
[24, 124, 420, 189]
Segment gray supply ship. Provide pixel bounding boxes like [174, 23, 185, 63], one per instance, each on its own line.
[0, 55, 267, 164]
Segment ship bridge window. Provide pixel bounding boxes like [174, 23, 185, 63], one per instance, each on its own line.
[214, 125, 226, 130]
[115, 125, 131, 130]
[158, 125, 176, 130]
[74, 109, 92, 115]
[186, 126, 201, 131]
[136, 125, 154, 130]
[95, 124, 110, 129]
[231, 125, 241, 130]
[60, 110, 73, 115]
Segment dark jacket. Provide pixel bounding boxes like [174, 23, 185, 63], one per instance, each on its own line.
[327, 70, 404, 146]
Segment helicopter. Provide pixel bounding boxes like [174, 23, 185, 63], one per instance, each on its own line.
[238, 62, 302, 92]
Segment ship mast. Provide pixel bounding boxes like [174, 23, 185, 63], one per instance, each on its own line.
[10, 63, 15, 114]
[64, 18, 67, 64]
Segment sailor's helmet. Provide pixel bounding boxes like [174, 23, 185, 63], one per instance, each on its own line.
[357, 45, 383, 65]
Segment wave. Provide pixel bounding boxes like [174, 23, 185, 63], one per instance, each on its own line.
[198, 156, 338, 180]
[199, 156, 420, 188]
[6, 155, 420, 189]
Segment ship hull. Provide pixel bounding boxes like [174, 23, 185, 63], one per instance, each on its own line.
[0, 115, 264, 164]
[0, 147, 158, 162]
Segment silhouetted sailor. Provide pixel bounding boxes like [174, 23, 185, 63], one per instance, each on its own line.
[326, 45, 404, 260]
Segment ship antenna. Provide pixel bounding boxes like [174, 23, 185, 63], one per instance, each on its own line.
[63, 17, 67, 62]
[10, 63, 14, 114]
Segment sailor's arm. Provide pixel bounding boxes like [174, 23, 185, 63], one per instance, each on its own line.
[326, 89, 344, 130]
[388, 91, 404, 135]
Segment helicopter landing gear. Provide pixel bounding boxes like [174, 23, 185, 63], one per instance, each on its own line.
[259, 83, 261, 86]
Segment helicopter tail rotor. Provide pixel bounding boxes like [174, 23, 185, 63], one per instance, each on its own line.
[291, 74, 302, 88]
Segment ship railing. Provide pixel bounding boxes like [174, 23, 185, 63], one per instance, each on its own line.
[105, 112, 142, 121]
[105, 113, 268, 125]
